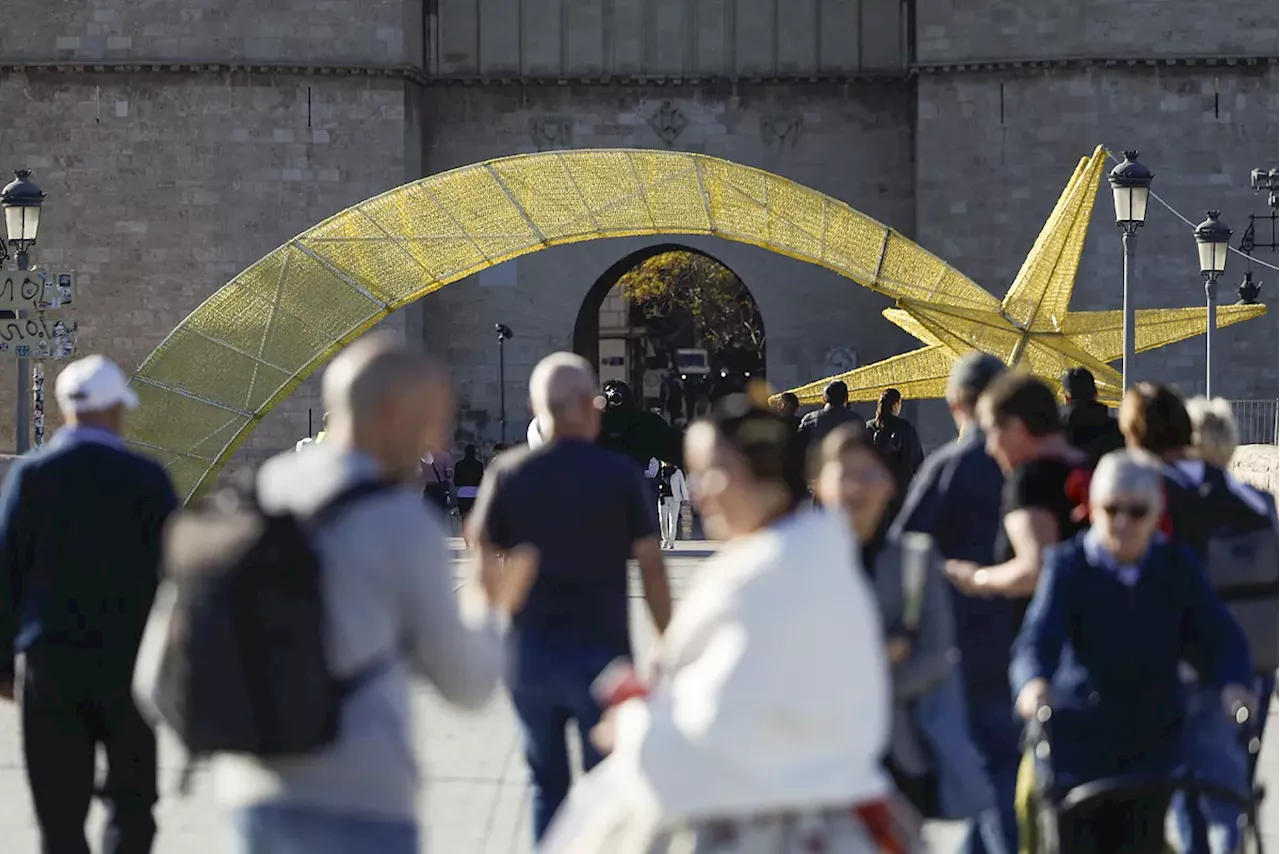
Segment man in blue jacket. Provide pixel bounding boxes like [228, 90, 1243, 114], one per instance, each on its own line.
[892, 352, 1017, 854]
[0, 355, 178, 854]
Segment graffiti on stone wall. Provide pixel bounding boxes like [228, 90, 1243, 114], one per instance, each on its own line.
[529, 116, 573, 151]
[760, 115, 804, 150]
[648, 101, 688, 146]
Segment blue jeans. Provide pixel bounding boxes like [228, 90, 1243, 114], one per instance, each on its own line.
[506, 631, 620, 843]
[958, 694, 1022, 854]
[1172, 673, 1275, 854]
[229, 803, 418, 854]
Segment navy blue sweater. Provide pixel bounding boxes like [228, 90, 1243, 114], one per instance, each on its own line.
[0, 431, 177, 680]
[1010, 533, 1251, 788]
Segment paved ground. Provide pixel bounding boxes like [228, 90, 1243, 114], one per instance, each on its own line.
[0, 541, 1275, 852]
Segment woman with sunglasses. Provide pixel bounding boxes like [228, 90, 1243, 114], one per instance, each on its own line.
[1010, 450, 1253, 854]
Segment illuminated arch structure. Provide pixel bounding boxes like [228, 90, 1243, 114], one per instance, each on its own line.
[126, 147, 1266, 501]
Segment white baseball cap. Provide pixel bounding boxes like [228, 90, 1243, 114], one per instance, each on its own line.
[55, 355, 140, 415]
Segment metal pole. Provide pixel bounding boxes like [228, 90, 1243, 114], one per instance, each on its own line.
[1205, 274, 1218, 398]
[498, 336, 506, 443]
[1121, 230, 1136, 392]
[15, 251, 30, 454]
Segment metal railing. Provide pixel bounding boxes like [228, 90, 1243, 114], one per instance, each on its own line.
[1229, 400, 1279, 446]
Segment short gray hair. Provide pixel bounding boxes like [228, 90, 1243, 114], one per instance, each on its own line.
[529, 352, 596, 419]
[1185, 396, 1238, 468]
[322, 335, 442, 426]
[1090, 449, 1163, 507]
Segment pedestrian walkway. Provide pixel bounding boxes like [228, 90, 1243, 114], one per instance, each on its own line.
[0, 542, 1274, 852]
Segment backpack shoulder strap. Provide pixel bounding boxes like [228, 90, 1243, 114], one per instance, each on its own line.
[311, 479, 396, 525]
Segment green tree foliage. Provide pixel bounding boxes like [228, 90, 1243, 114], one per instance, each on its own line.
[617, 251, 765, 354]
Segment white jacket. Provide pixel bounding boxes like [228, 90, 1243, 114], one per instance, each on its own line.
[545, 510, 891, 851]
[665, 468, 690, 504]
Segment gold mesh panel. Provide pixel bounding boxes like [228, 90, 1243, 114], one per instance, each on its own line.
[124, 148, 1267, 502]
[777, 145, 1267, 413]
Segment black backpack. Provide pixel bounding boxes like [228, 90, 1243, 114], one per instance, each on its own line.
[145, 479, 396, 788]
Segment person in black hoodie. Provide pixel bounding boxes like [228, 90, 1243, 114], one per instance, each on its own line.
[1060, 367, 1123, 465]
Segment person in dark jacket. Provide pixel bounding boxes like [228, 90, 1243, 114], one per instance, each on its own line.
[1119, 383, 1275, 854]
[1012, 450, 1253, 854]
[453, 444, 485, 523]
[1059, 367, 1123, 465]
[775, 391, 801, 430]
[796, 380, 863, 449]
[598, 380, 684, 471]
[0, 355, 179, 854]
[892, 352, 1019, 854]
[866, 388, 926, 503]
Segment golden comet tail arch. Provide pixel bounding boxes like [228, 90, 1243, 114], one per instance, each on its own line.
[125, 148, 1264, 501]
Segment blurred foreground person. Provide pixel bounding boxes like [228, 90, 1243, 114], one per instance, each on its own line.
[543, 393, 917, 854]
[0, 355, 178, 854]
[892, 352, 1017, 854]
[161, 338, 532, 854]
[1012, 451, 1252, 854]
[1122, 387, 1276, 854]
[816, 424, 1006, 851]
[469, 353, 672, 843]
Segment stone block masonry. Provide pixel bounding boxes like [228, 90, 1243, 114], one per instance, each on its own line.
[0, 71, 416, 458]
[916, 65, 1279, 405]
[1, 0, 1276, 470]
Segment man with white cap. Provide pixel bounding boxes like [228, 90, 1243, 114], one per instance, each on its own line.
[0, 354, 178, 854]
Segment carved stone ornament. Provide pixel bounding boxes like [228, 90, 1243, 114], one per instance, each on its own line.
[823, 346, 858, 375]
[648, 101, 688, 146]
[529, 116, 573, 151]
[760, 115, 804, 149]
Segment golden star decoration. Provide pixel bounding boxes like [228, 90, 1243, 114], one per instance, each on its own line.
[782, 145, 1267, 407]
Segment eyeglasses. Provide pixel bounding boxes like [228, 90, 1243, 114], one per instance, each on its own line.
[1098, 503, 1153, 520]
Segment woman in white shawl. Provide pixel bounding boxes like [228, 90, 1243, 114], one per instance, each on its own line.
[543, 392, 918, 854]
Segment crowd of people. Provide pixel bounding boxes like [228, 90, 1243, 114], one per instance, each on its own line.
[0, 338, 1273, 854]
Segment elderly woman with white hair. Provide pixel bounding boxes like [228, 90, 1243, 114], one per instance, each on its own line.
[1010, 450, 1254, 854]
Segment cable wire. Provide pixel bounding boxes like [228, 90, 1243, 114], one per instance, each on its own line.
[1102, 147, 1280, 272]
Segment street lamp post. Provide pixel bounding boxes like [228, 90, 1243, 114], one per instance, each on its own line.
[1, 170, 46, 454]
[1194, 211, 1232, 398]
[495, 323, 513, 443]
[1108, 151, 1154, 393]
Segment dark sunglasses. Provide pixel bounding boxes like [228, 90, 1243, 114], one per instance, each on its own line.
[1099, 503, 1153, 520]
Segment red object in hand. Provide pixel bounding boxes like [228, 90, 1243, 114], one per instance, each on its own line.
[1066, 468, 1092, 524]
[592, 658, 650, 708]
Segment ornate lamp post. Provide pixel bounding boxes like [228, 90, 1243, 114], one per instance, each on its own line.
[1, 170, 46, 454]
[1107, 151, 1154, 392]
[495, 323, 513, 443]
[1193, 211, 1232, 398]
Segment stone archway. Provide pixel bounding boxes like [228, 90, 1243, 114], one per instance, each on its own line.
[571, 243, 763, 382]
[128, 148, 988, 501]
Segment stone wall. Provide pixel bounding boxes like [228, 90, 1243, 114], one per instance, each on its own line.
[915, 64, 1280, 404]
[914, 0, 1277, 63]
[1232, 444, 1279, 498]
[0, 71, 418, 458]
[1, 0, 423, 66]
[418, 82, 919, 447]
[0, 0, 1275, 470]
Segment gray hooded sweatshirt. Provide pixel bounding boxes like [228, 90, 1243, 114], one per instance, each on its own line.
[210, 445, 507, 821]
